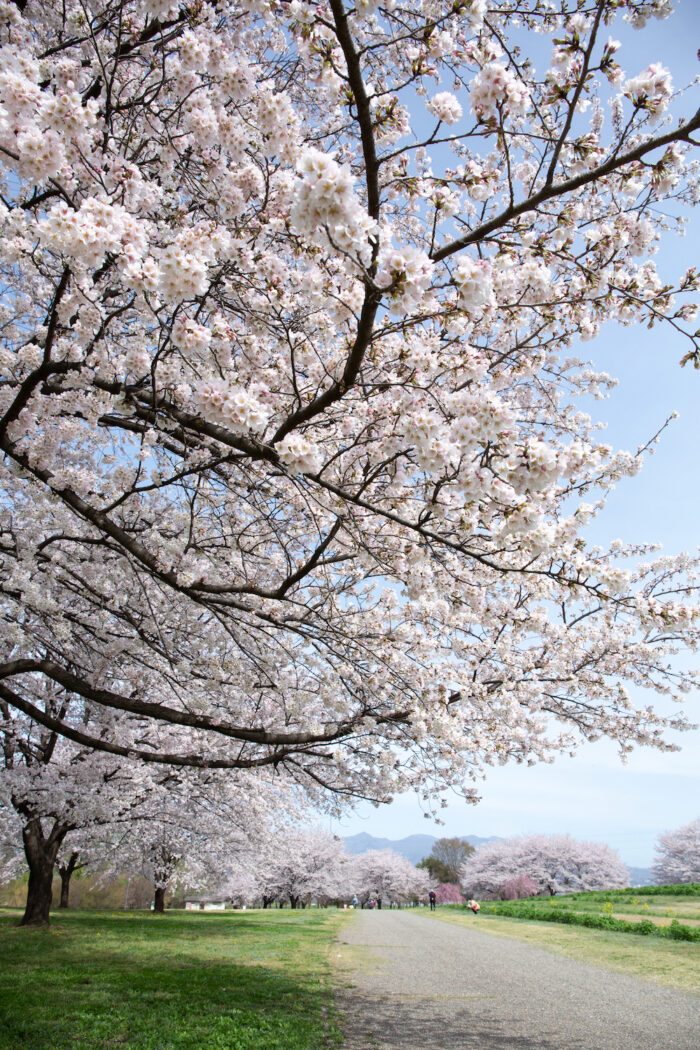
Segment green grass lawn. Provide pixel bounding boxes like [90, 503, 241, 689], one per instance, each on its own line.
[474, 889, 700, 934]
[0, 908, 347, 1050]
[499, 891, 700, 921]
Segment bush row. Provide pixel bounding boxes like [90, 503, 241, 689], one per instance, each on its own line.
[479, 901, 700, 940]
[567, 884, 700, 900]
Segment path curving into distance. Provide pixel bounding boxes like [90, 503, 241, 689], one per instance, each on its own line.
[336, 909, 699, 1050]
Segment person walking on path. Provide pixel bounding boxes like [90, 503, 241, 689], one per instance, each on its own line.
[467, 897, 480, 914]
[428, 890, 437, 911]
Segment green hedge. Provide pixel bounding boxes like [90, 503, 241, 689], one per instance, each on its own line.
[568, 884, 700, 900]
[480, 901, 700, 940]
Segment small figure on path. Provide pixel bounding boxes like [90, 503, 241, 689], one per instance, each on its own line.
[467, 898, 480, 914]
[428, 890, 437, 911]
[352, 894, 358, 909]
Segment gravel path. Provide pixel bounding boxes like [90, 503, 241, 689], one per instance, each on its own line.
[336, 909, 699, 1050]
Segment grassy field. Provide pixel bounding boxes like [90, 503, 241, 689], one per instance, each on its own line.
[475, 888, 700, 936]
[0, 907, 347, 1050]
[425, 892, 700, 995]
[500, 890, 700, 923]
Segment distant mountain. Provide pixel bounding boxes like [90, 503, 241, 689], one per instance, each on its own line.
[627, 866, 653, 887]
[341, 832, 498, 865]
[342, 834, 651, 884]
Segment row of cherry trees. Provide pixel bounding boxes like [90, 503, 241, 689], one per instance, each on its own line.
[2, 0, 700, 923]
[459, 821, 700, 898]
[225, 829, 430, 907]
[0, 710, 311, 920]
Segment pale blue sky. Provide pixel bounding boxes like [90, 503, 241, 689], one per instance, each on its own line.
[334, 3, 700, 869]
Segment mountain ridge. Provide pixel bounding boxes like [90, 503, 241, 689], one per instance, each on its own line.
[341, 832, 498, 865]
[341, 832, 652, 884]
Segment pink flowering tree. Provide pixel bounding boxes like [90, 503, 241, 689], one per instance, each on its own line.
[0, 689, 300, 922]
[651, 819, 700, 884]
[1, 2, 700, 838]
[88, 767, 303, 912]
[0, 696, 162, 924]
[351, 848, 430, 906]
[499, 875, 539, 901]
[460, 834, 629, 898]
[254, 826, 348, 908]
[435, 882, 464, 905]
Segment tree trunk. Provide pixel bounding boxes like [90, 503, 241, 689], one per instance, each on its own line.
[57, 851, 82, 909]
[20, 818, 67, 927]
[289, 894, 299, 909]
[58, 869, 70, 909]
[153, 886, 166, 913]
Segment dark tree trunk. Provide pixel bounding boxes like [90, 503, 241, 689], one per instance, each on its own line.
[289, 894, 299, 909]
[57, 851, 82, 909]
[21, 818, 67, 927]
[153, 885, 166, 913]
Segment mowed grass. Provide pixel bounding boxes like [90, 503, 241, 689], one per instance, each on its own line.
[0, 907, 348, 1050]
[424, 907, 700, 994]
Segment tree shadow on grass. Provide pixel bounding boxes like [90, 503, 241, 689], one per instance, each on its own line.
[0, 911, 338, 1050]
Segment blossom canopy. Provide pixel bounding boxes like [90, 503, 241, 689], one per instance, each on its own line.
[0, 0, 699, 809]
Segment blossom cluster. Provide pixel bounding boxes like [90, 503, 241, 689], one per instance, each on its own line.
[195, 379, 270, 434]
[470, 62, 531, 120]
[276, 433, 324, 475]
[453, 257, 495, 313]
[426, 92, 463, 125]
[623, 63, 673, 123]
[376, 242, 434, 312]
[290, 149, 376, 265]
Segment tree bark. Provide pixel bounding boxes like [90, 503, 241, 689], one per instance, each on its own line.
[153, 885, 166, 913]
[20, 818, 67, 926]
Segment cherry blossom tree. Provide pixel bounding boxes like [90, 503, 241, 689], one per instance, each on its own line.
[86, 766, 303, 911]
[1, 1, 700, 821]
[499, 874, 539, 900]
[434, 881, 464, 904]
[255, 826, 348, 907]
[0, 695, 158, 924]
[351, 848, 429, 905]
[0, 687, 301, 921]
[460, 833, 629, 897]
[651, 818, 700, 884]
